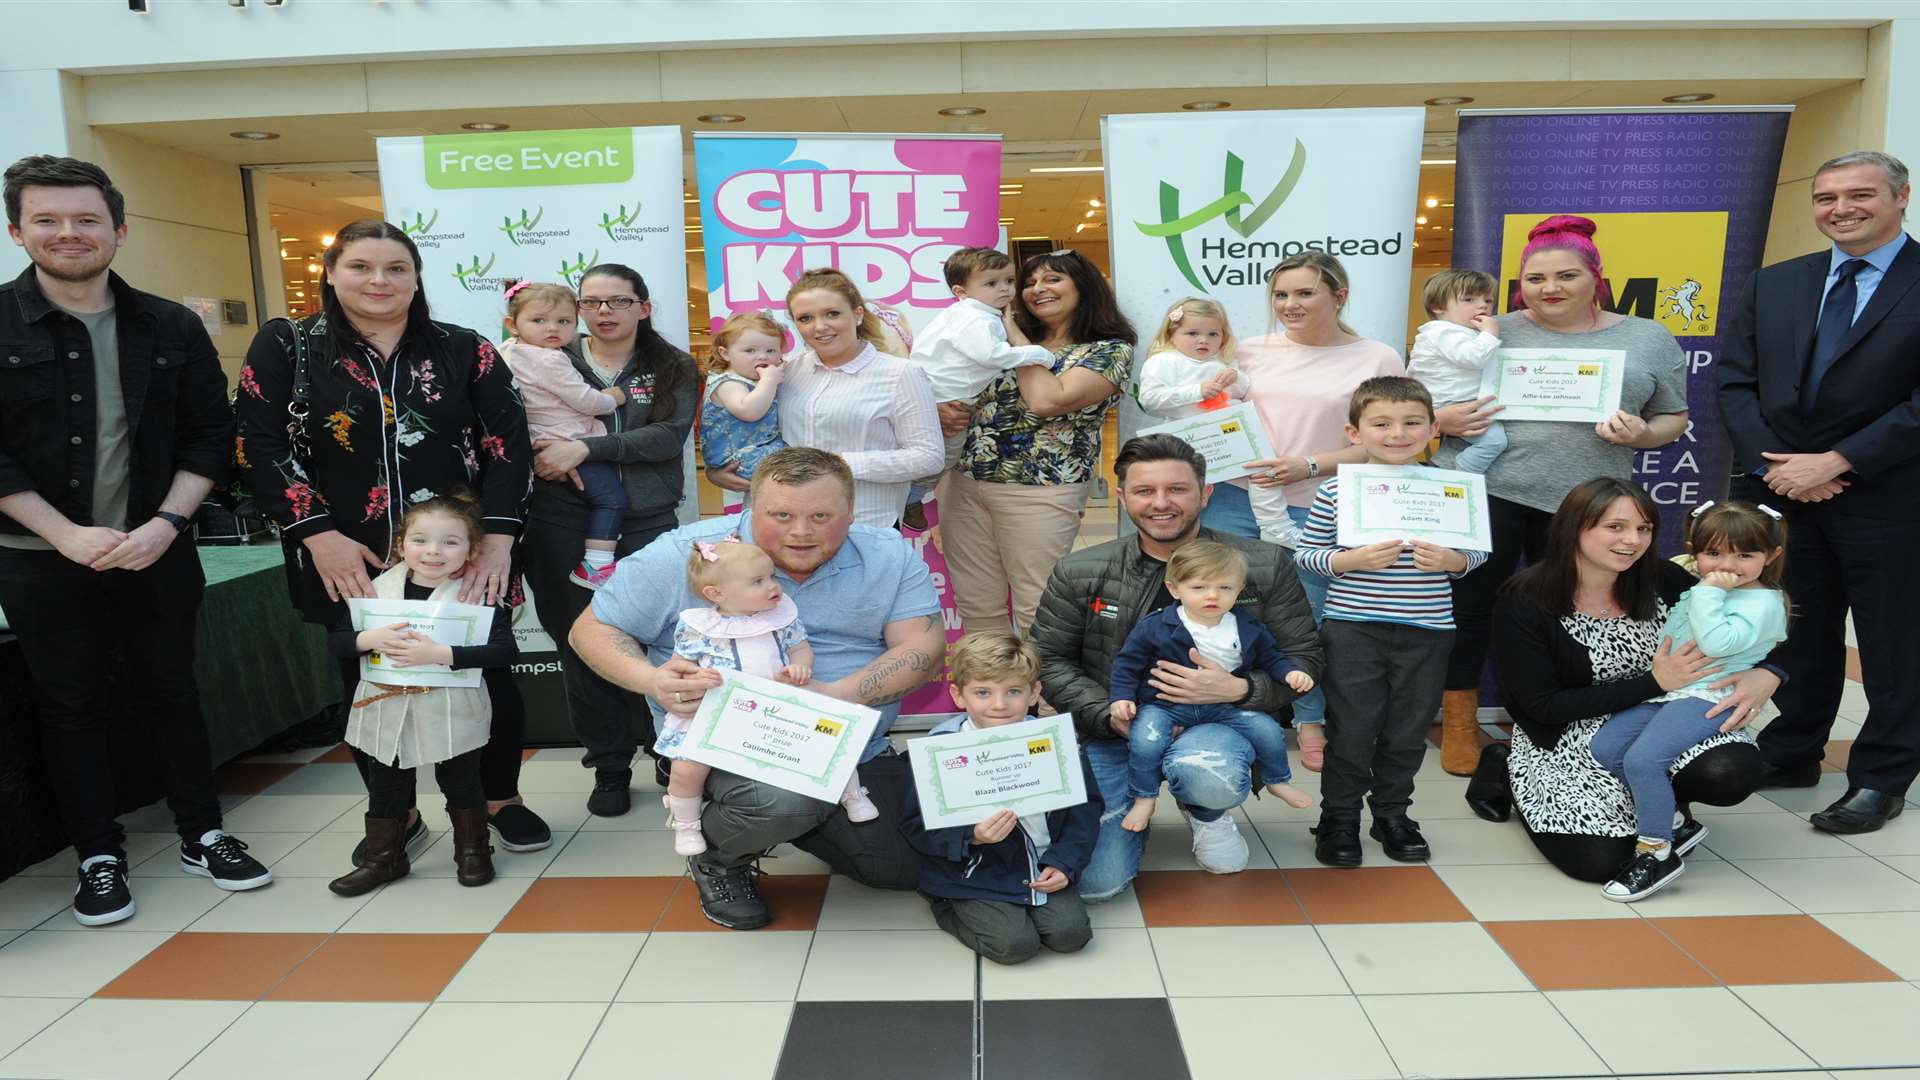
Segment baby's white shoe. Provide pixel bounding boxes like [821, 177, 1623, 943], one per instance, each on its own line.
[841, 786, 879, 823]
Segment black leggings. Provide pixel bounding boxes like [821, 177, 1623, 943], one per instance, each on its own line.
[337, 657, 526, 805]
[1519, 743, 1766, 882]
[1448, 496, 1554, 691]
[365, 747, 485, 817]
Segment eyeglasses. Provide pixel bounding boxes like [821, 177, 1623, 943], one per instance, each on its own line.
[577, 297, 641, 311]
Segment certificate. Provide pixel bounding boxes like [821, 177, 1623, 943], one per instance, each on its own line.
[1478, 348, 1626, 422]
[348, 597, 494, 688]
[1336, 464, 1494, 551]
[681, 671, 881, 803]
[906, 714, 1087, 829]
[1137, 401, 1276, 484]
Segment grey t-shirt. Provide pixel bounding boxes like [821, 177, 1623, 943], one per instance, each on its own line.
[1432, 311, 1688, 513]
[0, 302, 129, 551]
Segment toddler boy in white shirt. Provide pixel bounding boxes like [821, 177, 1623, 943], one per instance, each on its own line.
[1407, 269, 1505, 474]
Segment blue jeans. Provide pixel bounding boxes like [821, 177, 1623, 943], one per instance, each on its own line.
[1129, 702, 1290, 798]
[1588, 697, 1727, 841]
[1451, 420, 1508, 475]
[575, 460, 629, 542]
[1079, 726, 1255, 902]
[1198, 481, 1259, 538]
[1286, 504, 1330, 728]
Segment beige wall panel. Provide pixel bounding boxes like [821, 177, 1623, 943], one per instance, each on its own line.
[1324, 82, 1590, 113]
[662, 45, 962, 100]
[1777, 83, 1865, 184]
[84, 66, 370, 126]
[837, 92, 1088, 143]
[90, 131, 247, 235]
[366, 54, 662, 111]
[963, 38, 1265, 92]
[115, 218, 260, 376]
[1270, 32, 1572, 86]
[588, 98, 853, 135]
[1569, 29, 1865, 82]
[1069, 86, 1342, 139]
[1554, 78, 1851, 108]
[1763, 177, 1826, 265]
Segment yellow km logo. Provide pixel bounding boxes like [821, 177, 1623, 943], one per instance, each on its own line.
[1221, 422, 1241, 434]
[1026, 739, 1053, 755]
[1443, 486, 1465, 499]
[813, 718, 844, 737]
[1578, 364, 1600, 375]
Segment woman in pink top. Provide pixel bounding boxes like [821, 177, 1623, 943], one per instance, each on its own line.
[1236, 251, 1405, 769]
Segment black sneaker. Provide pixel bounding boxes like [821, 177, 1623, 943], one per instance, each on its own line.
[1673, 818, 1710, 857]
[1369, 816, 1432, 862]
[690, 857, 771, 929]
[180, 831, 273, 891]
[73, 857, 135, 927]
[1602, 848, 1685, 902]
[587, 769, 633, 818]
[1312, 816, 1363, 868]
[488, 803, 552, 852]
[352, 813, 431, 867]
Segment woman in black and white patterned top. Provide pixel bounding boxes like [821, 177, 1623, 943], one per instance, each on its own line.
[1471, 478, 1786, 882]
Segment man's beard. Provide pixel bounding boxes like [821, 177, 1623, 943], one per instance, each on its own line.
[33, 249, 113, 284]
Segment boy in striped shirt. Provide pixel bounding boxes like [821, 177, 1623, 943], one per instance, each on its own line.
[1295, 376, 1488, 868]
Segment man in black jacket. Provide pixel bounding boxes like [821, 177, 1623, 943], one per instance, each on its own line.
[1029, 435, 1322, 900]
[0, 155, 270, 925]
[1718, 149, 1920, 834]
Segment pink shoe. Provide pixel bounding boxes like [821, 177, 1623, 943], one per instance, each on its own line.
[841, 786, 879, 823]
[570, 561, 616, 591]
[663, 795, 707, 855]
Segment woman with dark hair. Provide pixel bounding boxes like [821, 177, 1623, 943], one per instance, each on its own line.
[1472, 478, 1782, 883]
[517, 263, 698, 816]
[941, 249, 1135, 637]
[234, 219, 551, 855]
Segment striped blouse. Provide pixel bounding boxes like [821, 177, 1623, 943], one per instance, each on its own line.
[1294, 474, 1488, 631]
[778, 341, 943, 528]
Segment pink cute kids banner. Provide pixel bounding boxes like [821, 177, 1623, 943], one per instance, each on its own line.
[693, 132, 1002, 718]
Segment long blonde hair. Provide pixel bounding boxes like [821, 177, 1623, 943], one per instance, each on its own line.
[1148, 296, 1238, 362]
[1266, 252, 1356, 336]
[709, 311, 786, 375]
[785, 267, 889, 351]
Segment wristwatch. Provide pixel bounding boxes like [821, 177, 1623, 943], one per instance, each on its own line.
[1304, 456, 1321, 479]
[154, 511, 192, 533]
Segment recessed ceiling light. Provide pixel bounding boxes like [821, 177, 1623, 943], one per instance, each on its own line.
[229, 131, 279, 140]
[1090, 198, 1102, 208]
[1663, 92, 1716, 103]
[1424, 96, 1475, 107]
[1182, 100, 1231, 111]
[306, 262, 320, 273]
[1030, 166, 1104, 174]
[1419, 158, 1456, 166]
[698, 114, 746, 124]
[1416, 216, 1428, 225]
[1425, 196, 1439, 208]
[320, 233, 335, 246]
[460, 121, 510, 132]
[939, 106, 985, 117]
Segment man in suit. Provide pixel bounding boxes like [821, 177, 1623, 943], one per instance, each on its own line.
[1719, 150, 1920, 834]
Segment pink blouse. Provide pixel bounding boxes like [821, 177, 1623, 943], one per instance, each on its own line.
[1237, 332, 1406, 507]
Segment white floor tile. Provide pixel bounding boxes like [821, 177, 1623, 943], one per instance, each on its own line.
[339, 876, 533, 933]
[409, 831, 565, 879]
[438, 933, 645, 1002]
[174, 1001, 425, 1080]
[1418, 817, 1552, 866]
[1813, 912, 1920, 979]
[29, 876, 230, 933]
[0, 997, 248, 1080]
[270, 831, 394, 878]
[257, 763, 373, 797]
[1735, 856, 1920, 913]
[371, 1002, 606, 1080]
[1085, 887, 1144, 929]
[0, 997, 79, 1060]
[1249, 822, 1326, 868]
[1696, 811, 1860, 860]
[0, 929, 173, 997]
[1433, 864, 1638, 921]
[510, 762, 600, 794]
[1837, 819, 1920, 857]
[1758, 772, 1856, 814]
[798, 930, 974, 1001]
[617, 931, 812, 1003]
[979, 926, 1164, 999]
[1319, 921, 1532, 995]
[187, 877, 378, 933]
[1151, 925, 1348, 997]
[1735, 981, 1920, 1068]
[220, 795, 366, 833]
[1548, 986, 1816, 1074]
[573, 1002, 789, 1080]
[1172, 995, 1398, 1080]
[814, 876, 940, 931]
[1885, 855, 1920, 885]
[1236, 785, 1322, 823]
[1362, 991, 1607, 1078]
[0, 875, 80, 930]
[542, 828, 690, 877]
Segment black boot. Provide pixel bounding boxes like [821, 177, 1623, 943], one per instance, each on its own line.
[330, 816, 410, 897]
[1465, 743, 1512, 823]
[1312, 814, 1363, 868]
[448, 807, 496, 887]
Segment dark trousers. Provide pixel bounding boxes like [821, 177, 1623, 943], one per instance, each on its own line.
[574, 462, 630, 543]
[1320, 619, 1453, 818]
[336, 657, 525, 804]
[1757, 501, 1920, 795]
[0, 541, 222, 859]
[699, 748, 921, 888]
[364, 746, 485, 818]
[521, 515, 667, 773]
[1447, 495, 1553, 691]
[929, 890, 1091, 965]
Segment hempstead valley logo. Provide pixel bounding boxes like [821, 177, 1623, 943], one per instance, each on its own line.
[451, 253, 500, 292]
[400, 210, 440, 237]
[557, 250, 600, 290]
[498, 207, 544, 246]
[597, 200, 672, 243]
[393, 209, 463, 249]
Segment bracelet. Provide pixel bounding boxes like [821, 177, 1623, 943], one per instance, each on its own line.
[1304, 456, 1320, 479]
[154, 511, 191, 533]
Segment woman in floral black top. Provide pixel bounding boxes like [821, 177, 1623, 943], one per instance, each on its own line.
[942, 250, 1135, 637]
[233, 220, 550, 850]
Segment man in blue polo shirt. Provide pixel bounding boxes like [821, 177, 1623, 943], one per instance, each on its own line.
[573, 447, 944, 928]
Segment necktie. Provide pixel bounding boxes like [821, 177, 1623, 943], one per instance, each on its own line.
[1804, 258, 1869, 407]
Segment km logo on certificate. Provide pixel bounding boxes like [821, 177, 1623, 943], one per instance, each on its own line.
[682, 671, 881, 804]
[906, 715, 1087, 829]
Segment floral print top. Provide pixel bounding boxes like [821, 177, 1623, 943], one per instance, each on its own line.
[958, 338, 1130, 486]
[233, 314, 532, 563]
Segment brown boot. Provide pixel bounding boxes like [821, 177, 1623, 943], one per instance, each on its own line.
[1441, 689, 1482, 777]
[448, 807, 495, 887]
[329, 815, 410, 897]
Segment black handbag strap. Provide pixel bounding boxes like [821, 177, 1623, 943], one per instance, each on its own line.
[279, 316, 314, 459]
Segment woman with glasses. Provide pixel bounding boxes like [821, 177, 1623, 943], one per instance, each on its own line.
[942, 249, 1137, 637]
[517, 263, 699, 818]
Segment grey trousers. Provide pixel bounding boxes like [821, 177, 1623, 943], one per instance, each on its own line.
[1320, 619, 1454, 819]
[929, 889, 1092, 965]
[696, 748, 921, 888]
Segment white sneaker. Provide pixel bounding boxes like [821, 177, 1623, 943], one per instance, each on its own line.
[1259, 516, 1303, 550]
[663, 795, 707, 856]
[841, 786, 879, 823]
[1184, 811, 1249, 874]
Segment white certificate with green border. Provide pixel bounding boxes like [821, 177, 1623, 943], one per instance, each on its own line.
[906, 714, 1086, 829]
[348, 598, 493, 688]
[1477, 347, 1626, 422]
[1137, 401, 1276, 484]
[681, 671, 881, 803]
[1335, 464, 1493, 552]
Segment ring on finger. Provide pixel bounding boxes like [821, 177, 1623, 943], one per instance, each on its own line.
[673, 691, 684, 704]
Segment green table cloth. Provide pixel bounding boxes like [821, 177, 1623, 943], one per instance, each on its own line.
[195, 544, 338, 764]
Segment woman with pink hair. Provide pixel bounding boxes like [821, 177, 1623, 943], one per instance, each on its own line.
[1434, 215, 1691, 775]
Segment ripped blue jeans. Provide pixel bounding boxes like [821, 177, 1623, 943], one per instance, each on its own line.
[1128, 703, 1291, 798]
[1079, 724, 1256, 902]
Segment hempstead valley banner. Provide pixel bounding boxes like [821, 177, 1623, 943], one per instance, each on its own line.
[1452, 108, 1792, 545]
[376, 126, 693, 738]
[1104, 107, 1425, 425]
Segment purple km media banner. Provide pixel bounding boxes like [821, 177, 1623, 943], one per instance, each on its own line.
[1452, 108, 1792, 551]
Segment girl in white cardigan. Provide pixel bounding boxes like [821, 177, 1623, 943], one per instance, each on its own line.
[327, 492, 516, 896]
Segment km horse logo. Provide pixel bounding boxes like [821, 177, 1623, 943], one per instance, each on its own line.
[1135, 141, 1308, 291]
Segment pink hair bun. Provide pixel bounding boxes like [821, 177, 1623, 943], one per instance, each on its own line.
[1528, 214, 1598, 241]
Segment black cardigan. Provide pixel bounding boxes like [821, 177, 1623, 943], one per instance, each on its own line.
[1491, 560, 1786, 750]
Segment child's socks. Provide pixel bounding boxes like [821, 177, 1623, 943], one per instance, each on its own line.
[584, 548, 614, 570]
[664, 794, 707, 855]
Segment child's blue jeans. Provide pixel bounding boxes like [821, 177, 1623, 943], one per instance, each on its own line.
[1129, 702, 1291, 799]
[575, 460, 629, 543]
[1589, 696, 1727, 841]
[1452, 419, 1508, 474]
